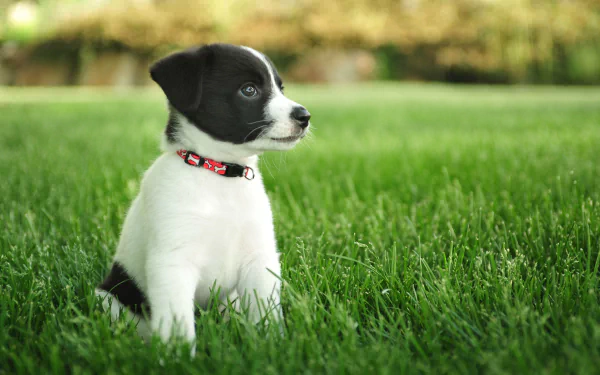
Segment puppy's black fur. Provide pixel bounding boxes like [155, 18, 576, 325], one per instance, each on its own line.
[98, 262, 150, 317]
[150, 44, 284, 145]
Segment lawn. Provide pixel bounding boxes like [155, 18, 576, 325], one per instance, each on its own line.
[1, 84, 599, 374]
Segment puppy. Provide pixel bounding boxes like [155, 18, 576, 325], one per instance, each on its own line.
[95, 44, 310, 348]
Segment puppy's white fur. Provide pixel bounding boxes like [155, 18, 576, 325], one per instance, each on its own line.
[96, 47, 308, 347]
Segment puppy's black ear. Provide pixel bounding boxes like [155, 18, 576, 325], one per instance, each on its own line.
[150, 46, 212, 114]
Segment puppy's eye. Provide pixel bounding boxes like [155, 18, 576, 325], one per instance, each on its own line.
[241, 84, 258, 97]
[280, 85, 285, 93]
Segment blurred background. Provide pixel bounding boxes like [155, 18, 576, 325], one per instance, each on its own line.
[1, 0, 599, 87]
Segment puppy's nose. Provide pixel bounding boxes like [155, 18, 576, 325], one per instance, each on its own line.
[291, 106, 311, 128]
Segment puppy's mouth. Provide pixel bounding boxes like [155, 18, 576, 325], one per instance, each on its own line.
[269, 134, 304, 142]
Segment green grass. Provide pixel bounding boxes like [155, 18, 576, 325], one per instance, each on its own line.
[1, 83, 600, 374]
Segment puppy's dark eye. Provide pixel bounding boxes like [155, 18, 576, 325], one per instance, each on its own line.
[280, 85, 285, 93]
[241, 84, 258, 97]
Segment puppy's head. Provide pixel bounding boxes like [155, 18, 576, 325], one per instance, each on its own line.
[150, 44, 310, 153]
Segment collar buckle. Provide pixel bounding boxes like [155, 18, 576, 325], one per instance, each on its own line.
[244, 167, 255, 180]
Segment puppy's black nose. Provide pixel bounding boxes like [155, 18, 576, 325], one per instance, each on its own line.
[291, 106, 311, 128]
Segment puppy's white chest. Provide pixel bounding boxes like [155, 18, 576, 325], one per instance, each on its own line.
[140, 154, 277, 301]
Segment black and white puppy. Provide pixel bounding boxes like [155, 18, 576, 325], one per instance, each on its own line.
[96, 44, 310, 348]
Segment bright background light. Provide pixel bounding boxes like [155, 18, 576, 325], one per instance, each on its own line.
[7, 2, 38, 27]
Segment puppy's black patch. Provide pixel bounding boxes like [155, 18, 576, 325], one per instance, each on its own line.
[150, 43, 284, 145]
[98, 262, 150, 317]
[165, 106, 180, 143]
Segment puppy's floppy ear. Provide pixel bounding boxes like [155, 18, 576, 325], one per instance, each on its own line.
[150, 46, 212, 114]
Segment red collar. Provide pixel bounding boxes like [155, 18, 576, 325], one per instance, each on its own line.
[176, 149, 255, 180]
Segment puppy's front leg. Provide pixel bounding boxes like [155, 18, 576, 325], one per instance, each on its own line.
[146, 259, 198, 346]
[238, 254, 283, 327]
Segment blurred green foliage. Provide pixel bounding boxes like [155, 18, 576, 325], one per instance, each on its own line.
[3, 0, 600, 84]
